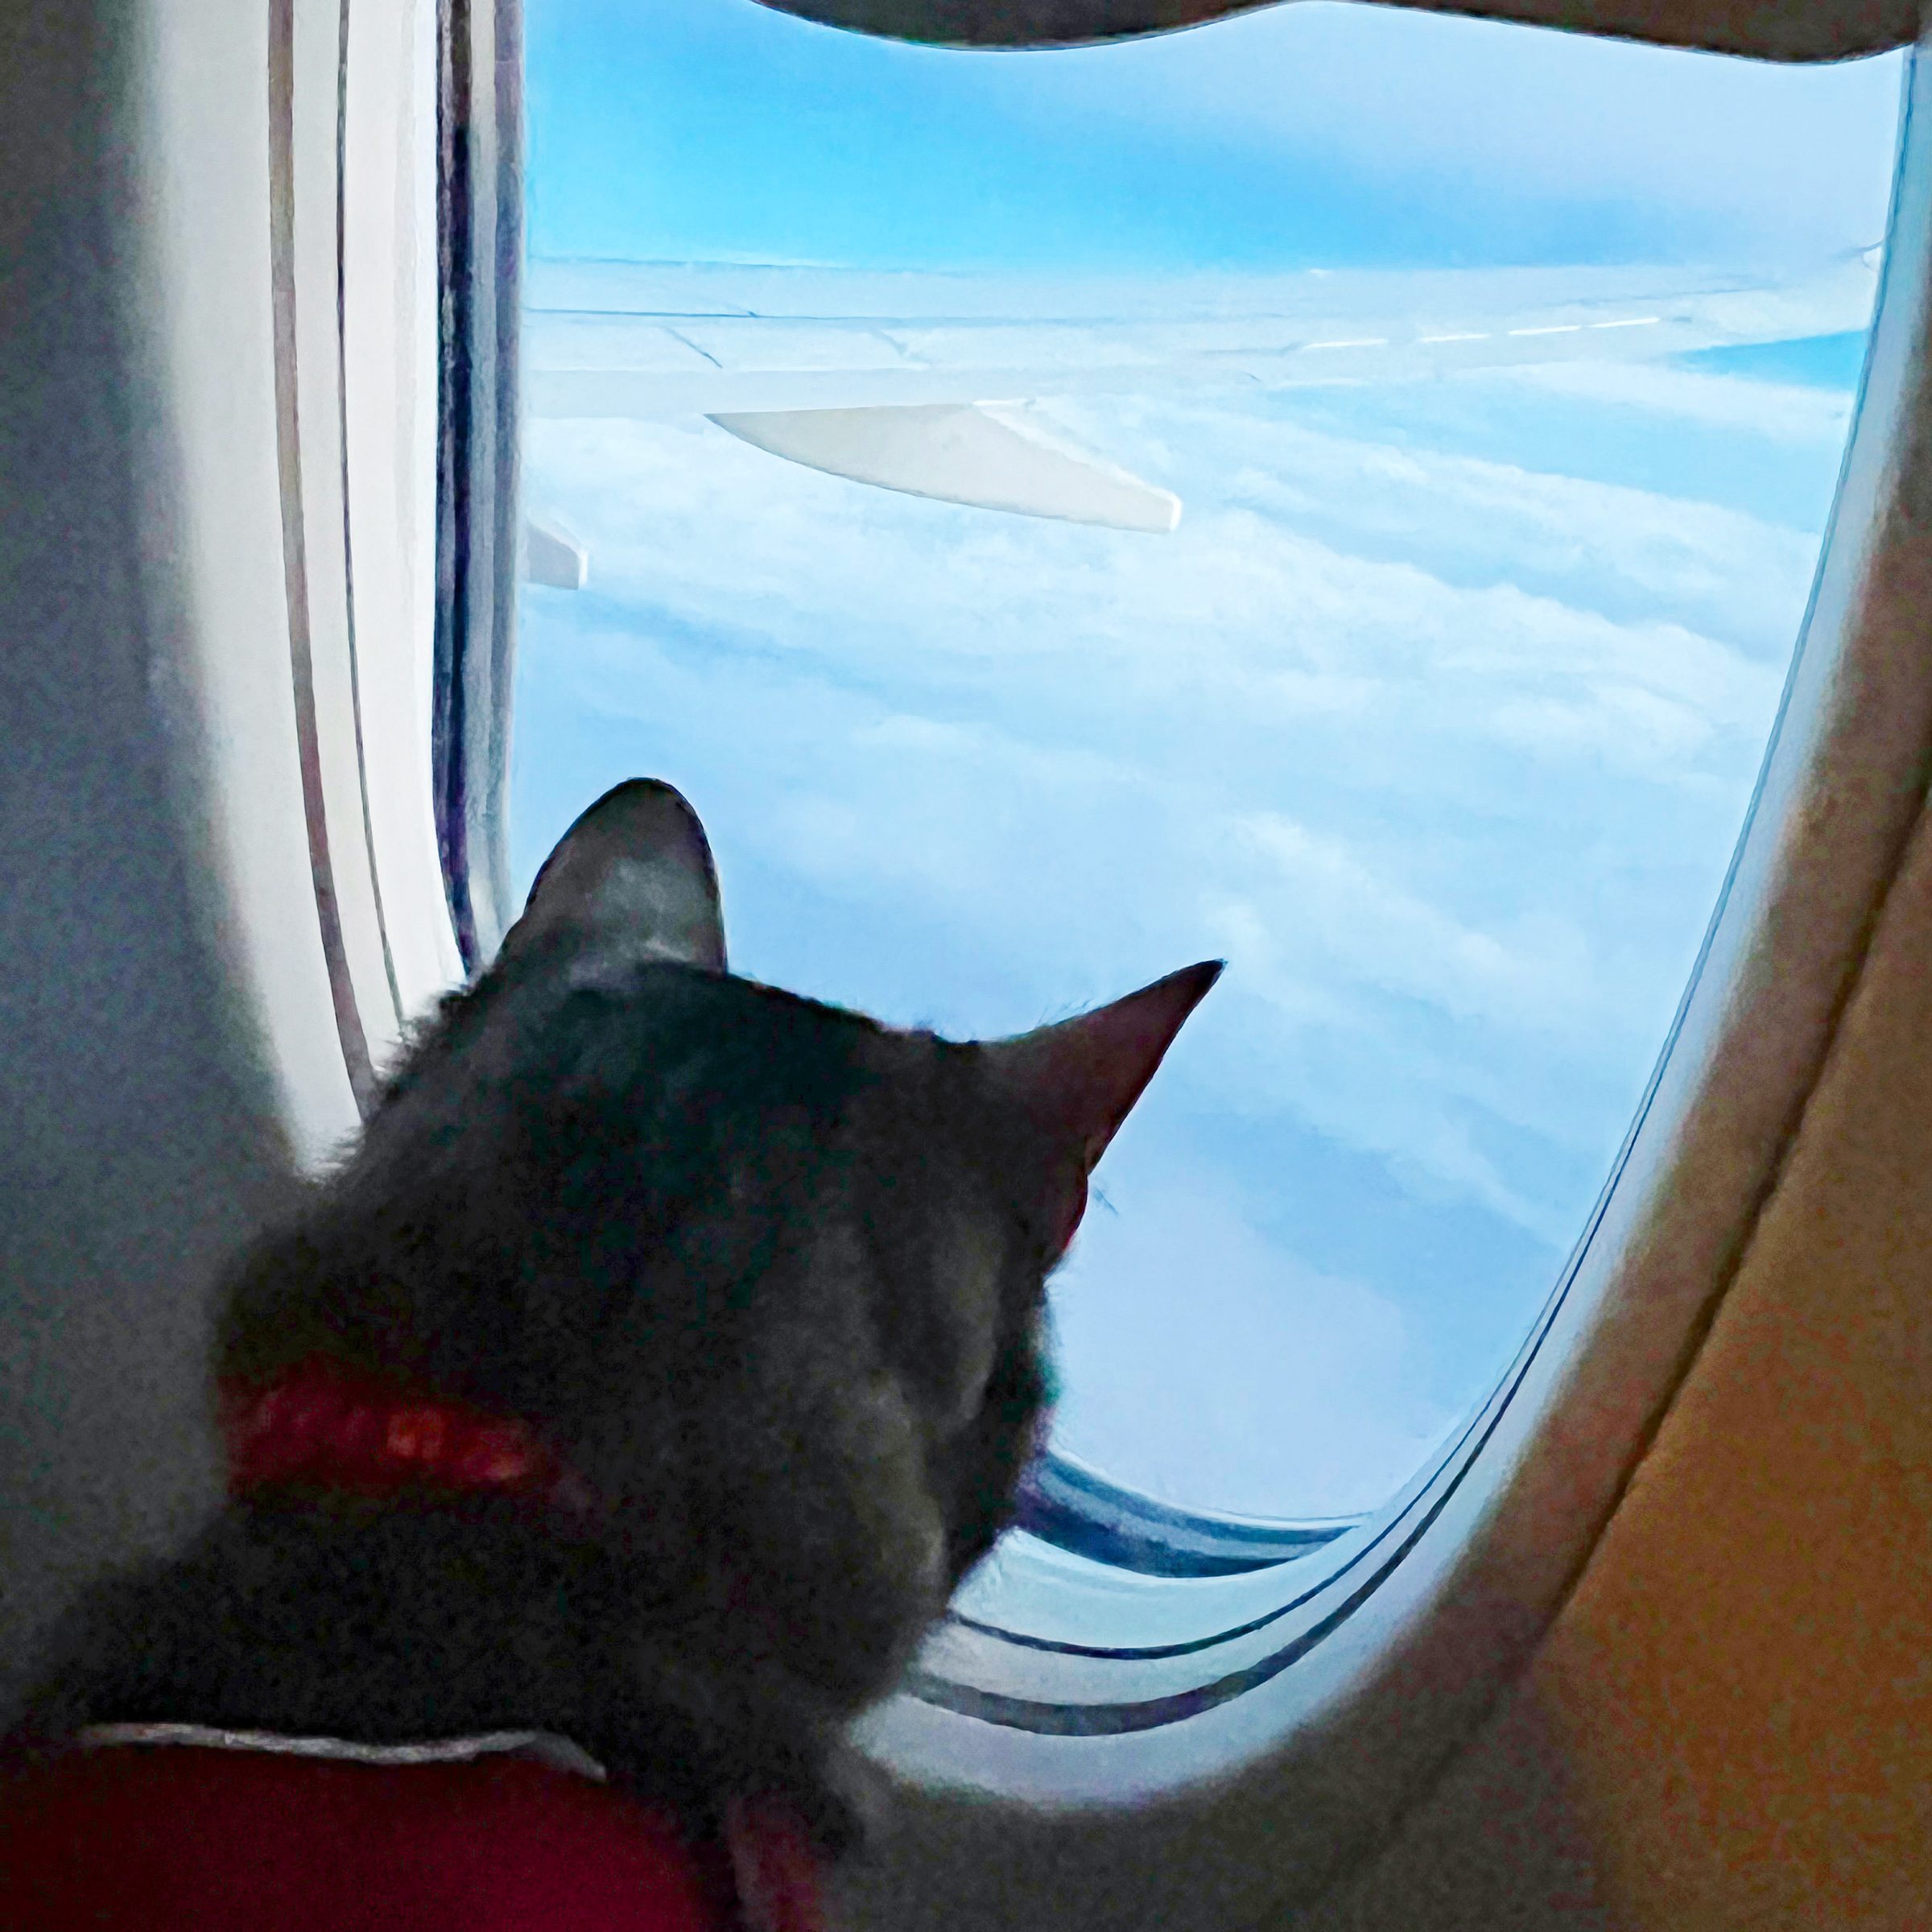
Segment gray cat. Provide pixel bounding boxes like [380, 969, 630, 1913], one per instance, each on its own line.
[15, 779, 1219, 1854]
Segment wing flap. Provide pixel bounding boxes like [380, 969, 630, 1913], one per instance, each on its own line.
[708, 402, 1182, 533]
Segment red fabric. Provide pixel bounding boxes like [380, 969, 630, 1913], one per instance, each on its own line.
[0, 1744, 822, 1932]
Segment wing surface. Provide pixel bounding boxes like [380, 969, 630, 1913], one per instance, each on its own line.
[527, 254, 1876, 415]
[521, 253, 1877, 548]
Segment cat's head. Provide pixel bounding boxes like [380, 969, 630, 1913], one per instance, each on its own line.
[219, 781, 1217, 1722]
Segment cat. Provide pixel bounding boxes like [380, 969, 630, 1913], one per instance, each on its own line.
[8, 778, 1218, 1888]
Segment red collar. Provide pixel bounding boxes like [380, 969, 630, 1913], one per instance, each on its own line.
[220, 1358, 592, 1514]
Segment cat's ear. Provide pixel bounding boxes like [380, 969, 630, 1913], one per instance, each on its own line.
[505, 778, 728, 969]
[981, 961, 1222, 1257]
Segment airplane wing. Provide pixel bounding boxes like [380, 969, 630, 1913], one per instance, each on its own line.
[522, 251, 1878, 551]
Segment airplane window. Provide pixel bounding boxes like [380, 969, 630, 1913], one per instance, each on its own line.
[506, 0, 1901, 1699]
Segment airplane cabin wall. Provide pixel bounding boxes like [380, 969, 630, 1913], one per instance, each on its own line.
[0, 3, 1925, 1927]
[0, 0, 309, 1716]
[1306, 673, 1932, 1930]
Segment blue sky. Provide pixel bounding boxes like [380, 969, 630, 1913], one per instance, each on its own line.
[514, 0, 1901, 1516]
[526, 1, 1899, 270]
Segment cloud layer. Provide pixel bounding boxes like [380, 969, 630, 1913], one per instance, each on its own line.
[514, 344, 1852, 1514]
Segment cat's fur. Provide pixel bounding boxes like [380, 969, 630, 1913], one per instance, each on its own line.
[16, 780, 1216, 1852]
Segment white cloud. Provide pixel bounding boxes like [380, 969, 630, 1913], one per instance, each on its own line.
[526, 371, 1796, 1148]
[1049, 390, 1827, 658]
[1513, 361, 1859, 443]
[1049, 1170, 1452, 1517]
[1232, 813, 1599, 1040]
[516, 336, 1848, 1495]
